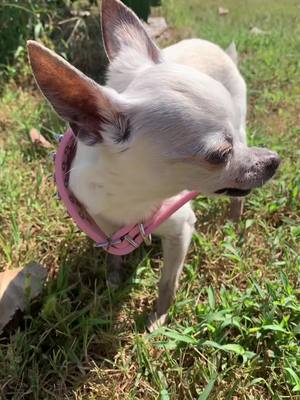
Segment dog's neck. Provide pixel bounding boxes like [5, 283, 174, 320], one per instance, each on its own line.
[69, 138, 182, 234]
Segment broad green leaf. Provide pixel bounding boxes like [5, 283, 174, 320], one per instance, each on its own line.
[202, 340, 223, 351]
[262, 325, 288, 333]
[159, 329, 197, 345]
[221, 344, 245, 355]
[202, 341, 245, 354]
[243, 351, 256, 362]
[155, 341, 178, 350]
[285, 368, 300, 384]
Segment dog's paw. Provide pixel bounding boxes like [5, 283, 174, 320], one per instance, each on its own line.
[146, 312, 168, 332]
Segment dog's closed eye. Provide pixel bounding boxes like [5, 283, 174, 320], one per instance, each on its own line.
[205, 144, 233, 165]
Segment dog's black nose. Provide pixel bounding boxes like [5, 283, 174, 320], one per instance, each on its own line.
[265, 153, 281, 177]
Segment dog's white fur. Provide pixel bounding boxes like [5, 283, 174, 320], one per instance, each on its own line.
[164, 39, 246, 143]
[69, 41, 246, 227]
[28, 0, 279, 331]
[68, 36, 245, 330]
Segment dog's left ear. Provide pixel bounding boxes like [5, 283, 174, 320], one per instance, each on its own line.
[226, 42, 238, 65]
[101, 0, 161, 64]
[27, 40, 130, 145]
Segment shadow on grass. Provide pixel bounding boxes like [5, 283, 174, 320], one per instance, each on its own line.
[0, 235, 159, 399]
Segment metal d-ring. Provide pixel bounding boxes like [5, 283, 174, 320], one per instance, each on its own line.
[138, 223, 152, 246]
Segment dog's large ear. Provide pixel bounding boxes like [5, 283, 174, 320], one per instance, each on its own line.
[101, 0, 161, 63]
[226, 42, 238, 65]
[27, 41, 129, 145]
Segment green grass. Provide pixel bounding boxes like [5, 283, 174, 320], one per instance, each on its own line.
[0, 0, 300, 399]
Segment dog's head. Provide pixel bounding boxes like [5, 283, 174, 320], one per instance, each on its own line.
[27, 0, 280, 199]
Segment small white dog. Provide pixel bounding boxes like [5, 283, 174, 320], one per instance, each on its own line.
[28, 0, 280, 331]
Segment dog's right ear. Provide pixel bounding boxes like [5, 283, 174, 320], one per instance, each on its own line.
[101, 0, 161, 64]
[226, 42, 238, 65]
[27, 40, 130, 145]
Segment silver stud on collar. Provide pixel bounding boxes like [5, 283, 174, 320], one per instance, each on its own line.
[124, 235, 139, 248]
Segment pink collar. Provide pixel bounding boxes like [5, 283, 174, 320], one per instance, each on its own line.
[54, 128, 198, 255]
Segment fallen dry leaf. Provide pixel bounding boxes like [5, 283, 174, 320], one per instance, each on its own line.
[0, 262, 47, 331]
[218, 6, 229, 16]
[29, 128, 53, 148]
[144, 17, 168, 39]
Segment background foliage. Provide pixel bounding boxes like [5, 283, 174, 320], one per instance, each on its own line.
[0, 0, 161, 84]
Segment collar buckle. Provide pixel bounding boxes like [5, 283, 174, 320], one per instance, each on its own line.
[95, 238, 122, 249]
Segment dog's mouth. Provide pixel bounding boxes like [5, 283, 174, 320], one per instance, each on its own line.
[215, 188, 251, 197]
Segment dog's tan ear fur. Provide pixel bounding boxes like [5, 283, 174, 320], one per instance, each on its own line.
[226, 42, 238, 65]
[101, 0, 161, 63]
[27, 40, 126, 144]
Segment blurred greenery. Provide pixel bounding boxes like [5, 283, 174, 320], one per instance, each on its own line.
[0, 0, 160, 85]
[1, 1, 67, 68]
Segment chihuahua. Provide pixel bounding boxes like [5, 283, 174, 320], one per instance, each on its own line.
[27, 0, 280, 331]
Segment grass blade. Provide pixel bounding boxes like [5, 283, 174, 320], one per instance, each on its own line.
[198, 373, 217, 400]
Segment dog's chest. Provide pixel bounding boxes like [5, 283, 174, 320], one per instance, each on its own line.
[68, 143, 165, 230]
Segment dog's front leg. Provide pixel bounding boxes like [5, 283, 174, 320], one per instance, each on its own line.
[229, 197, 244, 221]
[147, 207, 195, 332]
[106, 254, 125, 288]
